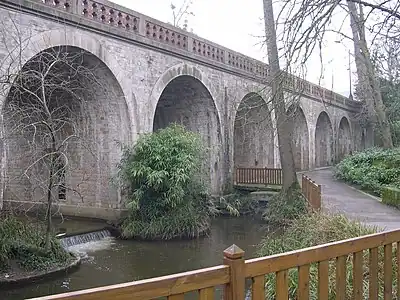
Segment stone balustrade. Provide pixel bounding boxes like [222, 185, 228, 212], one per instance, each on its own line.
[7, 0, 360, 110]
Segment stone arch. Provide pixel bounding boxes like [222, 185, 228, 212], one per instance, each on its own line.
[0, 29, 133, 211]
[152, 72, 222, 195]
[233, 92, 274, 168]
[149, 63, 222, 131]
[0, 29, 130, 114]
[232, 85, 270, 118]
[337, 116, 352, 160]
[288, 104, 309, 171]
[315, 111, 334, 167]
[2, 45, 131, 210]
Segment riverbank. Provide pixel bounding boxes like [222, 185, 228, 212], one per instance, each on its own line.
[0, 254, 80, 289]
[0, 214, 77, 291]
[0, 215, 266, 300]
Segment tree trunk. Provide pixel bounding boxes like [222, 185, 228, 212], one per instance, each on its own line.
[347, 1, 393, 148]
[348, 2, 374, 117]
[263, 0, 298, 191]
[44, 134, 57, 250]
[45, 156, 53, 250]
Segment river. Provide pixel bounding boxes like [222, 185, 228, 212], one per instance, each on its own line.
[0, 215, 267, 300]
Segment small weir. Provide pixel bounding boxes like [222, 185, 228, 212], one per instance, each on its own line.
[59, 229, 112, 248]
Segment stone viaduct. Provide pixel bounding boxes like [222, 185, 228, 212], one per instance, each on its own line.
[0, 0, 368, 218]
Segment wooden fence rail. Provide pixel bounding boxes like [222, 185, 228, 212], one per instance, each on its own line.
[31, 229, 400, 300]
[234, 167, 282, 186]
[302, 174, 322, 210]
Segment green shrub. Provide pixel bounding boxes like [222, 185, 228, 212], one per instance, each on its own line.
[334, 147, 400, 195]
[257, 213, 393, 299]
[121, 200, 212, 240]
[0, 214, 71, 272]
[382, 186, 400, 207]
[262, 186, 308, 226]
[115, 124, 214, 240]
[214, 192, 260, 216]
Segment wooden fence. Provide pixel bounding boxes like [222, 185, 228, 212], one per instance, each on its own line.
[31, 229, 400, 300]
[234, 167, 282, 186]
[302, 174, 322, 210]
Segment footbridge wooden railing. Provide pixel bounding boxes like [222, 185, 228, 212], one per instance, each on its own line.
[302, 174, 322, 210]
[234, 167, 283, 185]
[234, 168, 321, 210]
[32, 229, 400, 300]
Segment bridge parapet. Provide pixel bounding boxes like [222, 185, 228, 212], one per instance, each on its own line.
[3, 0, 361, 111]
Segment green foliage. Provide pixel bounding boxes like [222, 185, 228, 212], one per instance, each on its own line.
[257, 212, 391, 299]
[214, 192, 261, 217]
[0, 214, 70, 272]
[334, 147, 400, 196]
[121, 199, 212, 240]
[262, 186, 308, 226]
[115, 124, 214, 240]
[382, 186, 400, 207]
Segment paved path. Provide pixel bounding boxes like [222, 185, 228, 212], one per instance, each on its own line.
[303, 168, 400, 231]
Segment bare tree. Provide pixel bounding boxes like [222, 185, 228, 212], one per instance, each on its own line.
[0, 21, 110, 249]
[373, 37, 400, 82]
[170, 0, 195, 31]
[276, 0, 399, 148]
[263, 0, 298, 191]
[372, 35, 400, 146]
[3, 47, 99, 248]
[348, 0, 400, 21]
[347, 1, 393, 147]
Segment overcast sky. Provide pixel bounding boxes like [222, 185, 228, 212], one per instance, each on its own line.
[111, 0, 355, 96]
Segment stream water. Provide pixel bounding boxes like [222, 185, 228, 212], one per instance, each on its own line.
[0, 215, 268, 300]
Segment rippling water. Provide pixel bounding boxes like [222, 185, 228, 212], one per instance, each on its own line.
[0, 215, 267, 300]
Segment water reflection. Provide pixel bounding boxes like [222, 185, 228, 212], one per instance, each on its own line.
[0, 215, 267, 300]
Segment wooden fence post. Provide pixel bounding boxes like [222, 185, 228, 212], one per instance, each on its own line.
[234, 168, 238, 185]
[317, 184, 322, 210]
[223, 244, 245, 300]
[312, 180, 317, 209]
[305, 176, 309, 198]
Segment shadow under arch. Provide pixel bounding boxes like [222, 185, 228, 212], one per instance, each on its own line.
[337, 116, 352, 161]
[151, 71, 223, 195]
[287, 104, 309, 171]
[315, 111, 334, 167]
[148, 63, 222, 131]
[233, 92, 274, 168]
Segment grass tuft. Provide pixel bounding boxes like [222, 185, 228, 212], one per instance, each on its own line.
[257, 212, 400, 299]
[120, 199, 213, 240]
[262, 185, 308, 226]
